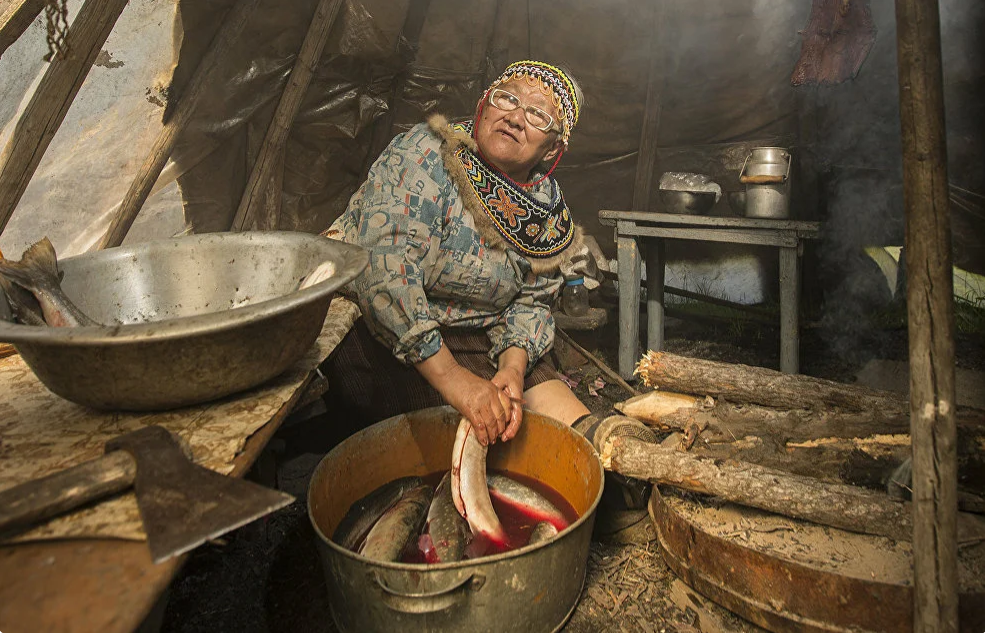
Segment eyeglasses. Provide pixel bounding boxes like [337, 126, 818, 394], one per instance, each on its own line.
[487, 88, 561, 134]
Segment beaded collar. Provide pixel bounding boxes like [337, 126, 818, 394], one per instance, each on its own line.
[451, 120, 574, 259]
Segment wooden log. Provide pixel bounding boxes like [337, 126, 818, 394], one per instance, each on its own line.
[0, 342, 17, 359]
[635, 350, 907, 414]
[96, 0, 260, 249]
[230, 0, 345, 232]
[632, 399, 984, 444]
[896, 0, 959, 629]
[615, 390, 699, 422]
[0, 0, 46, 58]
[0, 0, 129, 237]
[601, 435, 985, 544]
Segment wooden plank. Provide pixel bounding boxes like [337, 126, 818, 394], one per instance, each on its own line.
[895, 0, 959, 630]
[616, 221, 641, 380]
[98, 0, 260, 249]
[614, 224, 800, 248]
[0, 0, 129, 237]
[599, 209, 821, 234]
[778, 245, 800, 373]
[230, 0, 345, 232]
[644, 237, 665, 352]
[0, 0, 46, 57]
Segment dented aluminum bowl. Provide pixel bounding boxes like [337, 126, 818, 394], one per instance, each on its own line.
[0, 232, 368, 410]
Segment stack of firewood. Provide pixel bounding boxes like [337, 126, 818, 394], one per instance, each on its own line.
[600, 351, 985, 543]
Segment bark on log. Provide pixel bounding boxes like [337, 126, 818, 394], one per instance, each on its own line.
[636, 350, 907, 414]
[602, 435, 985, 544]
[98, 0, 260, 249]
[635, 399, 983, 444]
[230, 0, 344, 231]
[0, 0, 129, 236]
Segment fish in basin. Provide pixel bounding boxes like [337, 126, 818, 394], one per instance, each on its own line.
[358, 484, 434, 562]
[333, 476, 425, 551]
[420, 471, 471, 563]
[487, 473, 569, 532]
[0, 237, 97, 327]
[451, 416, 509, 550]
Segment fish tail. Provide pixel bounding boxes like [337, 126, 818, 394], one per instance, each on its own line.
[0, 237, 60, 288]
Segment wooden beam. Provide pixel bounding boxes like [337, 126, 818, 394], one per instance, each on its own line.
[631, 1, 665, 212]
[0, 0, 129, 237]
[230, 0, 345, 232]
[97, 0, 260, 249]
[0, 0, 46, 58]
[895, 0, 959, 630]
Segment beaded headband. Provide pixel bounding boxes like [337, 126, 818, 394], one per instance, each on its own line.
[487, 60, 580, 146]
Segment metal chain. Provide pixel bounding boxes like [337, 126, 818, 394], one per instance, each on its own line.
[43, 0, 70, 62]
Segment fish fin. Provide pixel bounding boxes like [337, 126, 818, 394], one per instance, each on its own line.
[0, 274, 46, 325]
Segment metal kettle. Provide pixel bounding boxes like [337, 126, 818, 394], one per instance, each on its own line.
[739, 147, 792, 219]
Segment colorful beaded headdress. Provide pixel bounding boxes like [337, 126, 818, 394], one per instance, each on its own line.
[487, 60, 580, 147]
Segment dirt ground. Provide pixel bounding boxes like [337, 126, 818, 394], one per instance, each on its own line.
[158, 299, 985, 633]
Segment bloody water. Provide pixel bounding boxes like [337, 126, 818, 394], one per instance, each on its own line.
[400, 469, 579, 564]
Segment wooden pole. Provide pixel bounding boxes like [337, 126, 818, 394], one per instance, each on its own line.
[895, 0, 959, 630]
[556, 328, 640, 397]
[229, 0, 345, 232]
[97, 0, 260, 249]
[0, 0, 129, 237]
[0, 0, 46, 58]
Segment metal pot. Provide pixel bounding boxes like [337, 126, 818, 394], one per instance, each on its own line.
[0, 232, 368, 410]
[740, 147, 792, 219]
[308, 406, 605, 633]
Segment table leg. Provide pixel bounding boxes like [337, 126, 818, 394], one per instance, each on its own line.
[645, 238, 665, 354]
[779, 245, 800, 374]
[617, 223, 641, 380]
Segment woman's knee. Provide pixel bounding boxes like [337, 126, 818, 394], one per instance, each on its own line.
[523, 379, 590, 425]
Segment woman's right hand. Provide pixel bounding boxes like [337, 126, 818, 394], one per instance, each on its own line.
[415, 345, 512, 445]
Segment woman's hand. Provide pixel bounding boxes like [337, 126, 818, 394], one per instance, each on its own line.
[492, 347, 528, 442]
[415, 346, 511, 445]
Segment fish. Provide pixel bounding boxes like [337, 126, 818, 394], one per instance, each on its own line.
[450, 417, 508, 548]
[333, 475, 425, 551]
[358, 484, 433, 562]
[421, 471, 471, 563]
[487, 473, 570, 531]
[526, 521, 559, 546]
[0, 274, 46, 326]
[0, 237, 96, 327]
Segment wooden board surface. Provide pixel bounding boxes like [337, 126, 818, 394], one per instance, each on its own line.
[0, 297, 360, 543]
[0, 297, 360, 633]
[599, 209, 821, 234]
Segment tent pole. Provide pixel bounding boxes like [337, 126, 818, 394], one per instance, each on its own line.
[0, 0, 129, 238]
[98, 0, 260, 249]
[0, 0, 46, 58]
[894, 1, 958, 631]
[230, 0, 345, 232]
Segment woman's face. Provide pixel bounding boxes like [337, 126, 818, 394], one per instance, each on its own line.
[473, 79, 563, 183]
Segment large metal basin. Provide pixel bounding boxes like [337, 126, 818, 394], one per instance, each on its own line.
[0, 232, 368, 410]
[309, 406, 604, 633]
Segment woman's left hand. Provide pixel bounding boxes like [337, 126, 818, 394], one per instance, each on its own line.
[492, 347, 528, 442]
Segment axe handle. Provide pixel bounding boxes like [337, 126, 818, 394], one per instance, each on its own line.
[0, 451, 137, 536]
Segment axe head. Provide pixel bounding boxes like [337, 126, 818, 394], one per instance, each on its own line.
[107, 426, 294, 563]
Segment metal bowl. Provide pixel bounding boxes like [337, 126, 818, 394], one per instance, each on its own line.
[658, 190, 717, 215]
[0, 232, 368, 410]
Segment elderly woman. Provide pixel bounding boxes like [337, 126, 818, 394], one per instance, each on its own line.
[324, 60, 593, 446]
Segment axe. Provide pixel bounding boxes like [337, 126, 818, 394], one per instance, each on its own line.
[0, 425, 294, 563]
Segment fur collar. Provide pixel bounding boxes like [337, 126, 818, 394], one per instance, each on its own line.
[427, 114, 583, 276]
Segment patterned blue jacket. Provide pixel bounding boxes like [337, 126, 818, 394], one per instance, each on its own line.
[328, 116, 580, 372]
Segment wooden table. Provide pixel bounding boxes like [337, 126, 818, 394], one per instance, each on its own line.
[598, 211, 821, 379]
[0, 298, 360, 633]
